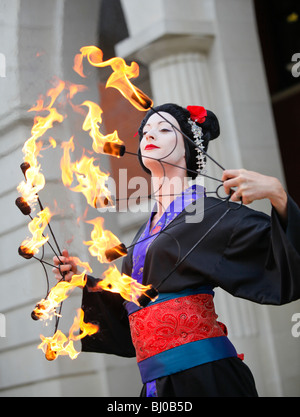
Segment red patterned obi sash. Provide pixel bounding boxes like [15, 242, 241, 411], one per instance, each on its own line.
[125, 287, 238, 383]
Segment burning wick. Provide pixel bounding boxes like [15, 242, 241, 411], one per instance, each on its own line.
[31, 303, 46, 321]
[137, 287, 159, 307]
[105, 243, 128, 262]
[18, 245, 34, 259]
[130, 90, 153, 111]
[94, 195, 116, 210]
[20, 161, 31, 178]
[45, 343, 57, 361]
[15, 197, 31, 215]
[103, 142, 126, 158]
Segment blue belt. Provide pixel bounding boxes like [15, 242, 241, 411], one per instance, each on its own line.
[138, 336, 237, 383]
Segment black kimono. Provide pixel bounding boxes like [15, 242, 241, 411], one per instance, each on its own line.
[81, 187, 300, 397]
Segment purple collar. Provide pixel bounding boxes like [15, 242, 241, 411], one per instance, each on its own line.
[131, 184, 205, 283]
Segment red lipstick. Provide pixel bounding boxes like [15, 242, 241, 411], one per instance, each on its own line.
[144, 144, 160, 150]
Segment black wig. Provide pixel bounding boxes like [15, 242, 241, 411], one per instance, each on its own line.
[137, 103, 220, 179]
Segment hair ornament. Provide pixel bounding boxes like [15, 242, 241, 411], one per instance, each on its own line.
[187, 106, 207, 174]
[187, 106, 207, 123]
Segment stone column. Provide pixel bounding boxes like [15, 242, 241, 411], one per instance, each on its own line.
[135, 45, 231, 193]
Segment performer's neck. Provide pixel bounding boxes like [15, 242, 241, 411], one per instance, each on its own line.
[150, 173, 189, 218]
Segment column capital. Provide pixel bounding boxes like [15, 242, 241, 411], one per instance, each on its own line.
[116, 25, 214, 64]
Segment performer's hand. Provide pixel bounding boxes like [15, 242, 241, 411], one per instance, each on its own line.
[52, 249, 78, 282]
[222, 169, 287, 219]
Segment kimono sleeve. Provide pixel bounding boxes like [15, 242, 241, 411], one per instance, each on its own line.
[81, 275, 136, 357]
[213, 195, 300, 305]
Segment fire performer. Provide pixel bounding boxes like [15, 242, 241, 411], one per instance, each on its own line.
[53, 103, 300, 397]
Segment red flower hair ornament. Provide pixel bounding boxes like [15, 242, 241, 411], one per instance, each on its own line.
[187, 105, 207, 124]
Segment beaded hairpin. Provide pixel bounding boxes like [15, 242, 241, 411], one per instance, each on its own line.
[188, 119, 206, 174]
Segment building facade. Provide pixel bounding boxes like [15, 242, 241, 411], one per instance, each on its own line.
[0, 0, 299, 397]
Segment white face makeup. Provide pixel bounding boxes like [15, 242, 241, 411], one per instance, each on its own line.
[140, 112, 186, 175]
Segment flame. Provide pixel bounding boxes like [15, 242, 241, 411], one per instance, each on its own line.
[17, 79, 86, 209]
[19, 207, 52, 257]
[60, 138, 114, 208]
[68, 308, 99, 341]
[38, 308, 99, 361]
[28, 79, 65, 138]
[70, 156, 113, 209]
[39, 331, 78, 360]
[32, 272, 87, 322]
[73, 45, 103, 78]
[60, 136, 75, 187]
[66, 81, 88, 116]
[17, 79, 66, 209]
[92, 265, 155, 306]
[49, 137, 57, 148]
[67, 81, 87, 100]
[73, 45, 153, 111]
[84, 217, 121, 263]
[18, 46, 158, 361]
[69, 256, 93, 274]
[81, 100, 123, 154]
